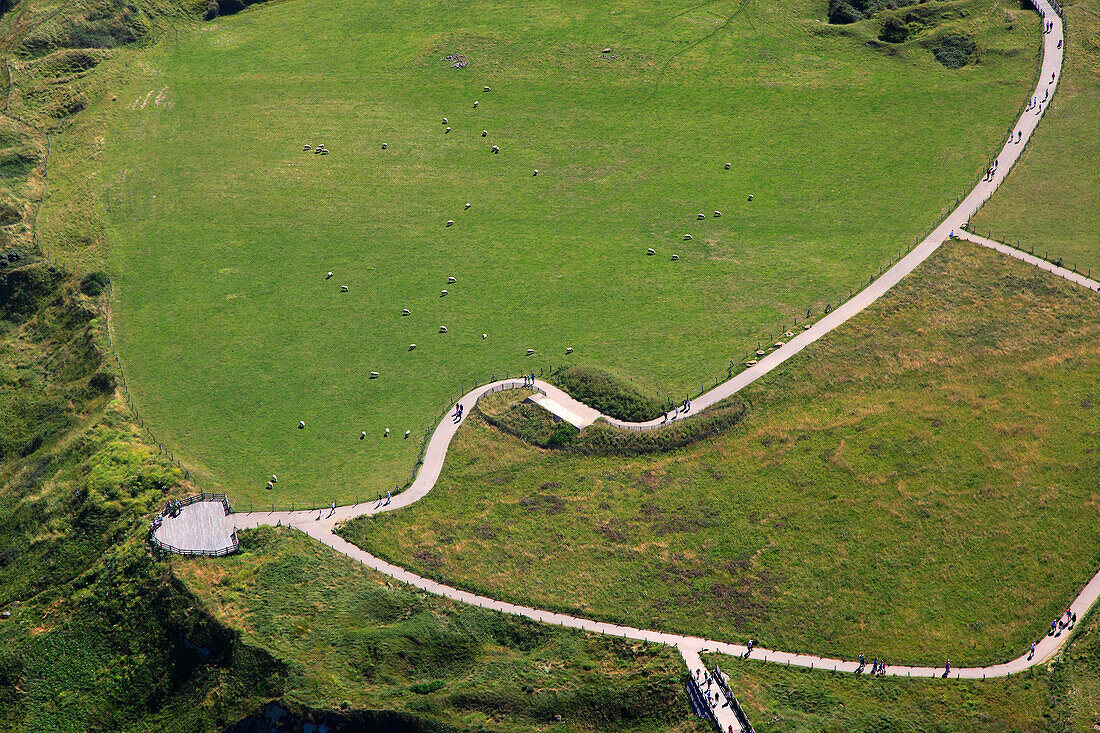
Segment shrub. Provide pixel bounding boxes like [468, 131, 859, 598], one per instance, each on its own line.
[933, 33, 976, 68]
[79, 270, 109, 296]
[88, 371, 116, 394]
[880, 15, 910, 42]
[828, 0, 863, 24]
[204, 1, 219, 19]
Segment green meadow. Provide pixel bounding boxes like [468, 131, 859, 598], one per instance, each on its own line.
[344, 242, 1100, 667]
[99, 0, 1040, 503]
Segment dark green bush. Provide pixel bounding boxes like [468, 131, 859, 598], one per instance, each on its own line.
[828, 0, 863, 24]
[880, 15, 910, 42]
[410, 680, 445, 694]
[204, 2, 219, 19]
[933, 33, 976, 68]
[79, 270, 109, 296]
[88, 371, 116, 394]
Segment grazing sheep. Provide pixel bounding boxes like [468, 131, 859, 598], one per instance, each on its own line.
[482, 333, 487, 339]
[303, 144, 311, 151]
[602, 47, 612, 53]
[404, 430, 411, 438]
[319, 149, 329, 155]
[340, 285, 349, 292]
[724, 162, 731, 170]
[326, 271, 333, 279]
[491, 145, 499, 153]
[443, 117, 448, 124]
[464, 202, 471, 209]
[713, 211, 721, 218]
[370, 371, 379, 378]
[481, 130, 488, 137]
[361, 431, 366, 439]
[671, 254, 679, 260]
[447, 276, 457, 283]
[298, 421, 305, 429]
[748, 194, 754, 201]
[473, 101, 479, 108]
[566, 347, 574, 354]
[484, 86, 491, 92]
[697, 213, 705, 220]
[684, 234, 692, 240]
[441, 290, 448, 297]
[445, 126, 451, 133]
[402, 308, 411, 316]
[385, 428, 390, 436]
[526, 348, 535, 355]
[439, 326, 448, 333]
[409, 343, 416, 350]
[382, 142, 388, 149]
[647, 248, 655, 255]
[446, 220, 454, 227]
[272, 475, 277, 483]
[314, 148, 323, 154]
[533, 169, 538, 176]
[266, 481, 273, 489]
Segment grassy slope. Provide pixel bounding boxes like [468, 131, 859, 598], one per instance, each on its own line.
[971, 0, 1099, 273]
[95, 0, 1040, 504]
[344, 241, 1100, 667]
[176, 526, 705, 733]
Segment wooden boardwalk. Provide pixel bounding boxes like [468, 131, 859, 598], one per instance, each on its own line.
[154, 500, 235, 554]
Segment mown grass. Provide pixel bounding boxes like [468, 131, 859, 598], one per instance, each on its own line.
[343, 241, 1100, 667]
[971, 0, 1100, 273]
[175, 525, 705, 733]
[90, 0, 1041, 503]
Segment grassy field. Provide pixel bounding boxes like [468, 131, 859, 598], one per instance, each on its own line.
[971, 0, 1100, 274]
[700, 652, 1054, 732]
[94, 0, 1042, 503]
[343, 241, 1100, 667]
[175, 525, 705, 733]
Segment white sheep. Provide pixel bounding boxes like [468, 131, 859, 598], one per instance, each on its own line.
[404, 430, 411, 438]
[409, 343, 416, 350]
[482, 333, 487, 339]
[724, 162, 731, 170]
[443, 117, 448, 124]
[445, 126, 451, 133]
[533, 169, 538, 176]
[385, 428, 390, 436]
[483, 86, 491, 92]
[684, 234, 692, 240]
[713, 211, 721, 218]
[491, 145, 499, 153]
[446, 220, 454, 227]
[303, 144, 311, 151]
[402, 308, 411, 316]
[748, 194, 754, 201]
[361, 431, 366, 439]
[340, 285, 349, 292]
[647, 248, 655, 255]
[566, 347, 574, 354]
[697, 213, 705, 220]
[439, 326, 448, 333]
[441, 290, 448, 297]
[671, 254, 679, 261]
[473, 101, 479, 108]
[382, 142, 388, 149]
[481, 130, 488, 137]
[370, 371, 380, 378]
[527, 348, 535, 355]
[326, 271, 333, 279]
[298, 421, 305, 429]
[447, 276, 457, 283]
[464, 202, 471, 209]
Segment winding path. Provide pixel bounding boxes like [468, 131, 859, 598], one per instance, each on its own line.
[153, 0, 1096, 701]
